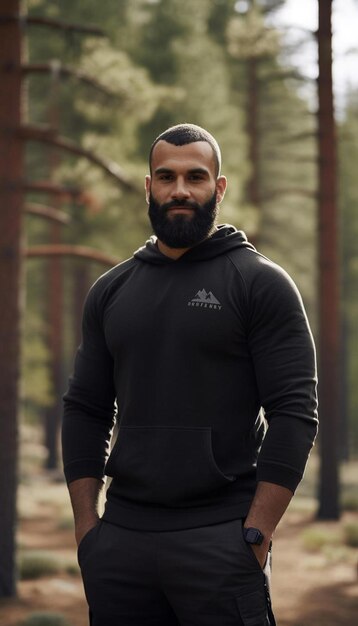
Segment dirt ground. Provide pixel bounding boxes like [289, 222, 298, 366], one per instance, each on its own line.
[0, 475, 357, 626]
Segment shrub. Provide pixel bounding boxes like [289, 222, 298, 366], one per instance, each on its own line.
[342, 494, 358, 512]
[64, 561, 80, 576]
[18, 552, 60, 579]
[57, 516, 74, 531]
[19, 612, 72, 626]
[301, 528, 339, 552]
[343, 523, 358, 547]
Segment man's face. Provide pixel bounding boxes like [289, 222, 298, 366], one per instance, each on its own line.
[145, 141, 227, 249]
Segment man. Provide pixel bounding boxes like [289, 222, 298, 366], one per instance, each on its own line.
[62, 123, 318, 626]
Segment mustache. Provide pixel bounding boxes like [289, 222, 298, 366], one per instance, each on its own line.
[161, 199, 201, 212]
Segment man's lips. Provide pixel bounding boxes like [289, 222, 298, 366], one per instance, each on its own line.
[167, 206, 195, 213]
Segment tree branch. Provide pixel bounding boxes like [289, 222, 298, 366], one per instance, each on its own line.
[261, 69, 315, 83]
[26, 244, 119, 267]
[21, 180, 82, 200]
[21, 63, 116, 98]
[260, 153, 317, 164]
[280, 131, 316, 143]
[21, 181, 104, 211]
[260, 188, 317, 202]
[19, 124, 137, 191]
[0, 15, 105, 36]
[25, 203, 71, 224]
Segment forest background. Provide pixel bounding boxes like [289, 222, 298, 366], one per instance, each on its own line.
[1, 0, 358, 624]
[23, 0, 358, 466]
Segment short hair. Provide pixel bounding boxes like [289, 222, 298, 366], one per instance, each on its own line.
[149, 123, 222, 177]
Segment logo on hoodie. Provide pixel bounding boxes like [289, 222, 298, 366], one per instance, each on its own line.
[188, 289, 222, 310]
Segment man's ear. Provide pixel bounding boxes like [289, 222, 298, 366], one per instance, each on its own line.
[145, 175, 151, 204]
[215, 175, 227, 204]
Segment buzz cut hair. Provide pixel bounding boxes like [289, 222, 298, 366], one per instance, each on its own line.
[149, 123, 222, 177]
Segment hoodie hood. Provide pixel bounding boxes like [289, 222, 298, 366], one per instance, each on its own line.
[134, 224, 255, 265]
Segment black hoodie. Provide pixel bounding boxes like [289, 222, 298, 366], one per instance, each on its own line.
[62, 225, 318, 530]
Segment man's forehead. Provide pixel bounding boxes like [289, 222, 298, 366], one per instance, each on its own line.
[151, 140, 216, 172]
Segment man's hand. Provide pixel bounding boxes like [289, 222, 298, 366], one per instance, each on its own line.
[68, 477, 103, 547]
[75, 514, 100, 547]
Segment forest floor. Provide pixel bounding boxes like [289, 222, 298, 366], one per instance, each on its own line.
[0, 454, 357, 626]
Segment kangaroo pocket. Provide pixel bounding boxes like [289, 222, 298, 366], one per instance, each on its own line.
[105, 426, 235, 506]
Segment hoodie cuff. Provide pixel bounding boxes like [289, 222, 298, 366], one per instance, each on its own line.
[63, 459, 106, 485]
[256, 461, 302, 493]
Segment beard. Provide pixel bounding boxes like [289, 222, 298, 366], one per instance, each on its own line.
[148, 190, 218, 248]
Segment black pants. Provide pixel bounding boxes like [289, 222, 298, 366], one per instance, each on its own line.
[78, 518, 276, 626]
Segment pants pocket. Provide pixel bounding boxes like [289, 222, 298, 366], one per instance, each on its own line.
[235, 588, 270, 626]
[77, 521, 101, 566]
[235, 520, 276, 626]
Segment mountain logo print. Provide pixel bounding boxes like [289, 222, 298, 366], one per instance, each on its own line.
[188, 288, 222, 310]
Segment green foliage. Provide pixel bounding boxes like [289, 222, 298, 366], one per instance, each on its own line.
[343, 523, 358, 548]
[24, 0, 168, 439]
[226, 3, 317, 321]
[22, 304, 53, 420]
[339, 89, 358, 457]
[125, 0, 247, 223]
[23, 0, 355, 461]
[64, 561, 80, 577]
[18, 546, 79, 579]
[342, 494, 358, 512]
[18, 552, 60, 579]
[301, 527, 340, 552]
[227, 6, 280, 59]
[19, 613, 72, 626]
[57, 515, 74, 530]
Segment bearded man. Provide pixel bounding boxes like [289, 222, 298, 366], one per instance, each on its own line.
[62, 123, 318, 626]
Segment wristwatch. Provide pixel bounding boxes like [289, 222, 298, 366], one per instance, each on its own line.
[243, 526, 264, 546]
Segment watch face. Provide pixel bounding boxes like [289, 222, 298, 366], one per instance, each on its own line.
[244, 527, 264, 545]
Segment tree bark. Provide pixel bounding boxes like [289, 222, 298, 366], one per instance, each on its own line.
[317, 0, 341, 519]
[0, 0, 23, 598]
[245, 56, 260, 248]
[246, 57, 260, 209]
[44, 223, 64, 470]
[26, 244, 118, 266]
[43, 74, 63, 471]
[72, 262, 92, 350]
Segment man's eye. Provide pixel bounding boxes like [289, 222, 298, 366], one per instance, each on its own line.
[159, 174, 173, 181]
[189, 174, 204, 181]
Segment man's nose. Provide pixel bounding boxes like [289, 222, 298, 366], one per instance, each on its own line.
[171, 178, 190, 199]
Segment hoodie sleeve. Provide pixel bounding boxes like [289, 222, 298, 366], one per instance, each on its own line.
[62, 281, 117, 484]
[246, 256, 318, 493]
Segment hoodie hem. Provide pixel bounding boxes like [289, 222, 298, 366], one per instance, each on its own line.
[102, 497, 253, 531]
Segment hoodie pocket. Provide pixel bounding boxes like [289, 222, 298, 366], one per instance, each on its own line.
[105, 426, 235, 506]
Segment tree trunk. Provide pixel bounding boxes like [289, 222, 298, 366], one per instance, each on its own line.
[73, 261, 91, 350]
[0, 0, 23, 597]
[246, 56, 260, 248]
[44, 75, 63, 471]
[44, 222, 64, 470]
[317, 0, 341, 519]
[246, 58, 260, 206]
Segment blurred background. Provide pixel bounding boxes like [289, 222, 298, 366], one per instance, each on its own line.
[0, 1, 357, 625]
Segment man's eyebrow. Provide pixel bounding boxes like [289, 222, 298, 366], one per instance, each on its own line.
[153, 167, 210, 176]
[154, 167, 174, 175]
[187, 168, 210, 176]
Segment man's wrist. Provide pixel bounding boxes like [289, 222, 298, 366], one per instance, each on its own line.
[243, 526, 264, 546]
[243, 523, 271, 568]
